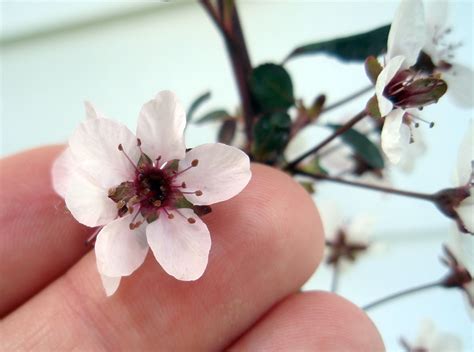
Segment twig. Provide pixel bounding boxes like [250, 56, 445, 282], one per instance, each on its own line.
[322, 84, 373, 113]
[285, 109, 367, 170]
[362, 281, 441, 311]
[293, 169, 436, 201]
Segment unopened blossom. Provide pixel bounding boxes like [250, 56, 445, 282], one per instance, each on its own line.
[415, 0, 474, 108]
[400, 319, 462, 352]
[52, 91, 251, 296]
[433, 122, 473, 234]
[375, 0, 447, 164]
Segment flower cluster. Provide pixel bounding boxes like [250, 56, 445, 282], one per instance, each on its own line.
[52, 91, 251, 295]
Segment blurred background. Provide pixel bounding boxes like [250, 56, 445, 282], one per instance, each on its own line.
[1, 0, 473, 350]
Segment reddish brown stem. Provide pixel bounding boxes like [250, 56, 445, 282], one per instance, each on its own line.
[285, 109, 368, 170]
[200, 0, 256, 143]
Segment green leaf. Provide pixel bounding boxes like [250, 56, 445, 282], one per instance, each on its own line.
[194, 109, 230, 124]
[187, 91, 211, 122]
[285, 24, 390, 63]
[249, 63, 294, 112]
[218, 119, 237, 145]
[252, 112, 292, 163]
[329, 124, 384, 169]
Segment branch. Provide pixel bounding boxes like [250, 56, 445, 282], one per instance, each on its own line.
[285, 109, 368, 170]
[293, 169, 436, 201]
[362, 281, 441, 311]
[322, 84, 373, 114]
[200, 0, 256, 143]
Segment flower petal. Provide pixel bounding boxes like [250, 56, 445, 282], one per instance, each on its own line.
[146, 208, 211, 281]
[443, 63, 474, 108]
[69, 118, 140, 189]
[454, 121, 474, 186]
[381, 109, 411, 164]
[52, 147, 75, 199]
[176, 143, 251, 205]
[65, 169, 117, 227]
[425, 0, 449, 38]
[375, 56, 405, 116]
[95, 214, 149, 277]
[136, 91, 186, 162]
[387, 0, 426, 66]
[84, 101, 107, 120]
[99, 275, 122, 296]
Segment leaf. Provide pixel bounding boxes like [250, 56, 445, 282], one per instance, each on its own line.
[187, 91, 211, 122]
[194, 109, 230, 124]
[252, 112, 292, 163]
[249, 63, 294, 112]
[285, 24, 390, 63]
[328, 124, 384, 169]
[217, 119, 237, 145]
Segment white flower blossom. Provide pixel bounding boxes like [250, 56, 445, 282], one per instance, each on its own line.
[452, 122, 474, 234]
[52, 91, 251, 296]
[402, 319, 462, 352]
[423, 0, 474, 108]
[376, 0, 427, 164]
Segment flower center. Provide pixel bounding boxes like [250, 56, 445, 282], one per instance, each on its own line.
[108, 140, 204, 229]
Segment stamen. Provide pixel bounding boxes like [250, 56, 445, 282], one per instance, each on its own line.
[116, 200, 126, 209]
[174, 209, 197, 224]
[129, 211, 143, 230]
[188, 217, 196, 224]
[191, 159, 199, 167]
[163, 208, 174, 219]
[153, 200, 162, 207]
[118, 144, 139, 172]
[181, 190, 203, 196]
[412, 115, 435, 128]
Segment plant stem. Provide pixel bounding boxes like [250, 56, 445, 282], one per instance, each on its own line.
[331, 261, 341, 293]
[322, 84, 373, 113]
[294, 169, 436, 201]
[285, 109, 368, 170]
[200, 0, 256, 143]
[362, 281, 442, 311]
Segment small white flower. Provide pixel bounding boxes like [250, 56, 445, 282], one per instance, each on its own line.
[375, 0, 447, 165]
[422, 0, 474, 108]
[319, 202, 374, 268]
[52, 91, 251, 296]
[443, 230, 474, 318]
[401, 319, 463, 352]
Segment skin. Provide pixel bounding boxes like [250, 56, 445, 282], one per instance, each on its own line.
[0, 146, 384, 351]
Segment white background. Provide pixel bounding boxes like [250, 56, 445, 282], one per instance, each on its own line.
[1, 1, 473, 350]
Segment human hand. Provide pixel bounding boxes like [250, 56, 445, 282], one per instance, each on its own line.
[0, 146, 384, 351]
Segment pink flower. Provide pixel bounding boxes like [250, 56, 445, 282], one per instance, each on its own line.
[52, 91, 251, 296]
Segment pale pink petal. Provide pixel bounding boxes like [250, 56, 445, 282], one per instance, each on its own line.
[381, 109, 411, 164]
[136, 91, 186, 162]
[69, 118, 140, 189]
[425, 0, 449, 38]
[454, 121, 474, 186]
[146, 208, 211, 281]
[51, 147, 75, 199]
[376, 56, 405, 116]
[95, 214, 149, 277]
[347, 214, 374, 245]
[457, 199, 474, 234]
[176, 143, 251, 205]
[65, 170, 117, 227]
[443, 64, 474, 108]
[84, 101, 108, 120]
[100, 275, 121, 296]
[387, 0, 425, 66]
[318, 201, 343, 242]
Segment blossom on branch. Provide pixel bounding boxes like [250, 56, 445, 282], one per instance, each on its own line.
[373, 0, 447, 164]
[400, 319, 462, 352]
[52, 91, 251, 296]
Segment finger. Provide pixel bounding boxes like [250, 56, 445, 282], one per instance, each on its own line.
[2, 163, 325, 351]
[0, 146, 91, 317]
[229, 291, 385, 351]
